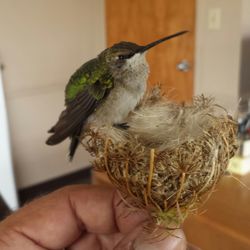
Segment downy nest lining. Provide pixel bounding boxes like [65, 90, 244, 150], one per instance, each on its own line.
[82, 87, 238, 231]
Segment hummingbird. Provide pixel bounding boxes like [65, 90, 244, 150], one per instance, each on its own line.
[46, 30, 188, 160]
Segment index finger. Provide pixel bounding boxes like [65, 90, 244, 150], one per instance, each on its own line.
[0, 185, 149, 249]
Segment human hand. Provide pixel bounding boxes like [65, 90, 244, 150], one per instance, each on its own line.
[0, 185, 186, 249]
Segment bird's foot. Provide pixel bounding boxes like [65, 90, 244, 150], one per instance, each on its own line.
[113, 122, 130, 130]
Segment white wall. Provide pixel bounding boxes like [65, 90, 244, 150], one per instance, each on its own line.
[195, 0, 242, 113]
[241, 0, 250, 36]
[0, 65, 19, 209]
[239, 0, 250, 100]
[0, 0, 106, 188]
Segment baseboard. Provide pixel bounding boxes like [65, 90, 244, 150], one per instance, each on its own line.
[0, 195, 10, 220]
[18, 167, 92, 205]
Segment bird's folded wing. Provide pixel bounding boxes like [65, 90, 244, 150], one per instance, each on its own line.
[46, 88, 99, 145]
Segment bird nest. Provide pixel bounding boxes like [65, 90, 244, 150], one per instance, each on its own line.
[81, 87, 238, 234]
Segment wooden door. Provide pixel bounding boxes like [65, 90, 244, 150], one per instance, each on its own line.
[105, 0, 195, 102]
[97, 1, 197, 246]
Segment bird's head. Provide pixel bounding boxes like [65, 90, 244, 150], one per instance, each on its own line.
[98, 31, 188, 79]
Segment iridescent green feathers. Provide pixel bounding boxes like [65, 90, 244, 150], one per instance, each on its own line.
[65, 58, 113, 103]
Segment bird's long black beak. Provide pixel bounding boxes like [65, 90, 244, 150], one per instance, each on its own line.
[138, 30, 188, 53]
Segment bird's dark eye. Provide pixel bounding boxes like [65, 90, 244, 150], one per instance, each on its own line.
[118, 53, 134, 60]
[118, 55, 126, 60]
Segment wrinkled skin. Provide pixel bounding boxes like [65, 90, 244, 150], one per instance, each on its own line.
[0, 185, 186, 250]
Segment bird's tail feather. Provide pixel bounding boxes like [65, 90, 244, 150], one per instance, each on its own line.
[68, 125, 82, 161]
